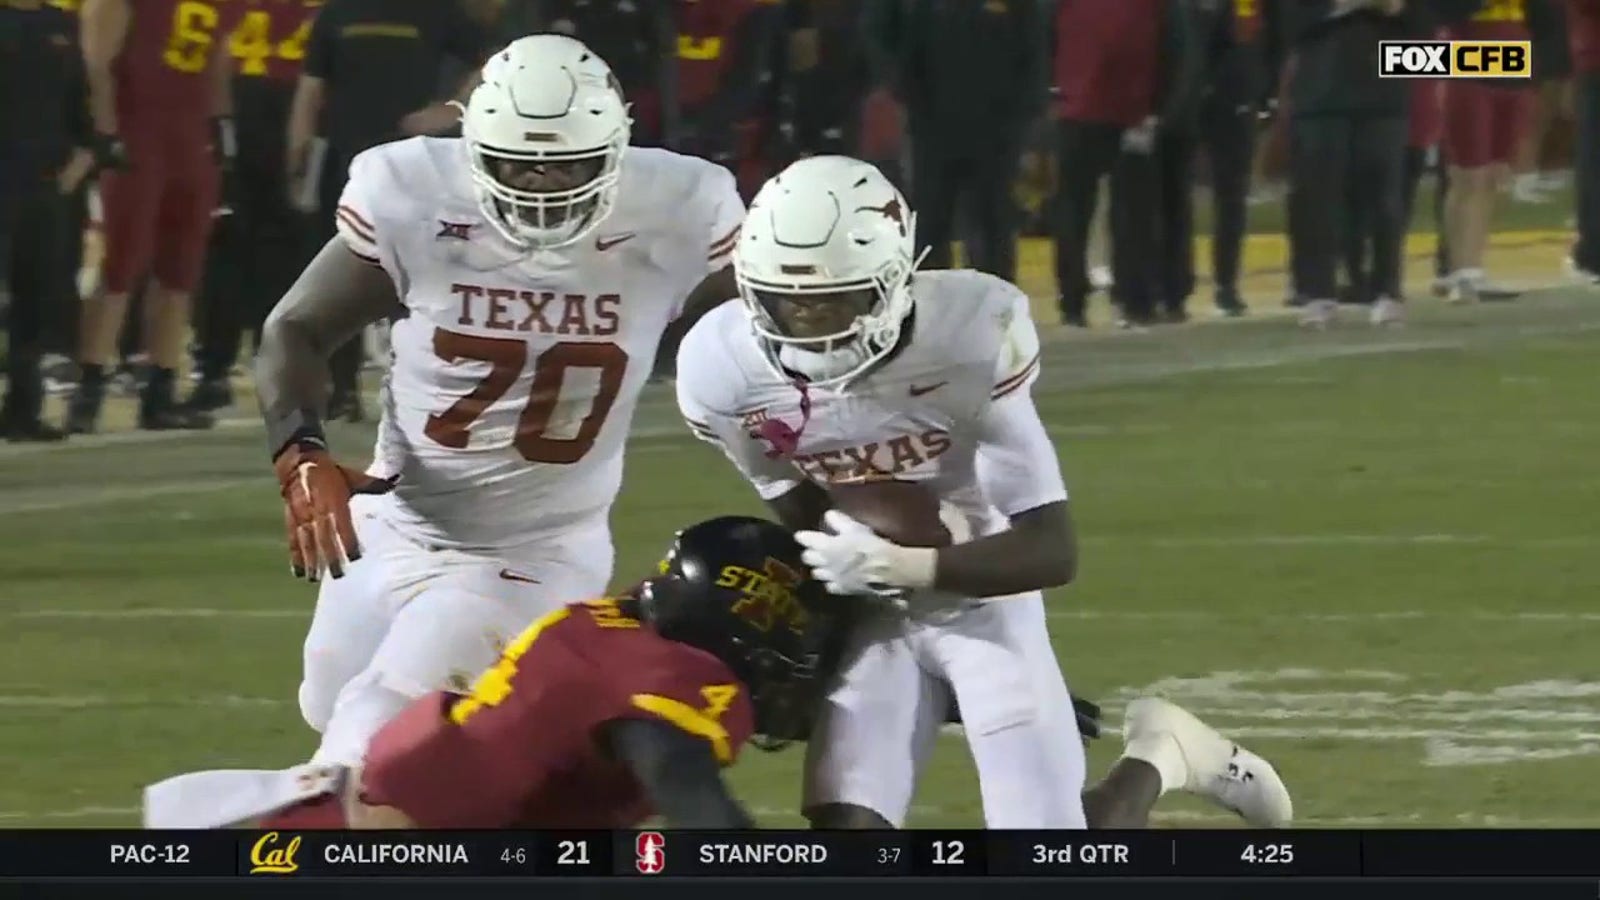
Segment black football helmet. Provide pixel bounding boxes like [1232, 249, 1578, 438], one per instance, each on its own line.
[638, 515, 844, 750]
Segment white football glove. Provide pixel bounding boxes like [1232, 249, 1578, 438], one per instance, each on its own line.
[795, 509, 938, 597]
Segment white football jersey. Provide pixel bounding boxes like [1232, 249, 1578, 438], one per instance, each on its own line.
[676, 269, 1065, 545]
[335, 138, 744, 549]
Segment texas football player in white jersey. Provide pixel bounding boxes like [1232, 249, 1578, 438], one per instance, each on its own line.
[253, 35, 744, 766]
[676, 156, 1292, 829]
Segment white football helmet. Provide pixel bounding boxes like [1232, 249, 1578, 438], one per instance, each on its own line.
[461, 35, 631, 249]
[734, 156, 924, 387]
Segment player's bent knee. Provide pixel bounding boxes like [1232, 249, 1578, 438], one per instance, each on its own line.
[298, 678, 334, 734]
[370, 587, 531, 698]
[804, 803, 894, 830]
[312, 673, 417, 766]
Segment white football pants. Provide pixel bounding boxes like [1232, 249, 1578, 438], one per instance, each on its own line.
[297, 495, 613, 765]
[802, 593, 1087, 828]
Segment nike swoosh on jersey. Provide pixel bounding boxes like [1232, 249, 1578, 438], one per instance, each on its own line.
[908, 381, 948, 397]
[499, 569, 541, 584]
[595, 233, 637, 251]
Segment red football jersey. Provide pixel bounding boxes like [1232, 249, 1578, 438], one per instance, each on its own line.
[360, 598, 756, 828]
[1568, 0, 1600, 74]
[1231, 0, 1262, 44]
[115, 0, 246, 121]
[226, 0, 320, 84]
[1452, 0, 1531, 41]
[676, 0, 769, 110]
[1408, 78, 1445, 149]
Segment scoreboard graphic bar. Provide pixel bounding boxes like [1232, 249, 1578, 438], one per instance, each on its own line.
[1, 830, 1598, 879]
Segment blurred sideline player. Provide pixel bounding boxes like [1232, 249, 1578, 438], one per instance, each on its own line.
[186, 0, 323, 412]
[70, 0, 239, 432]
[253, 35, 745, 771]
[144, 518, 843, 829]
[675, 156, 1291, 830]
[1440, 0, 1535, 303]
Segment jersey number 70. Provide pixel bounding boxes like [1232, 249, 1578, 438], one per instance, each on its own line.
[423, 328, 628, 464]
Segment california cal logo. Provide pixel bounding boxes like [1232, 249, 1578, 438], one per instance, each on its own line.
[250, 831, 301, 875]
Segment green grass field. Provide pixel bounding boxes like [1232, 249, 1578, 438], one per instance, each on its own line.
[2, 286, 1597, 830]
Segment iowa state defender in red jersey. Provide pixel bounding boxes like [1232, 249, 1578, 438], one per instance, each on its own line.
[143, 516, 845, 829]
[71, 0, 245, 432]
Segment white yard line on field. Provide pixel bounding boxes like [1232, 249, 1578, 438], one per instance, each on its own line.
[0, 805, 139, 822]
[1104, 669, 1600, 767]
[0, 694, 283, 709]
[11, 608, 308, 620]
[1080, 534, 1598, 549]
[1089, 533, 1498, 547]
[0, 416, 259, 459]
[1045, 609, 1600, 623]
[6, 306, 1593, 463]
[10, 606, 1600, 625]
[0, 478, 260, 517]
[10, 607, 1599, 625]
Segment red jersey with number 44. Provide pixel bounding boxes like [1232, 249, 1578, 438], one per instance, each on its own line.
[359, 598, 756, 828]
[333, 137, 744, 551]
[227, 0, 319, 83]
[115, 0, 246, 121]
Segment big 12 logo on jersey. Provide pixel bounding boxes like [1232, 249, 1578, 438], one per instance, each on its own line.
[635, 831, 666, 874]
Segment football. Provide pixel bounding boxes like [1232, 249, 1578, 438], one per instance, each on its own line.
[828, 479, 952, 547]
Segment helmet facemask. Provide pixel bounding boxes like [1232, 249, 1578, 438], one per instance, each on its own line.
[636, 580, 826, 751]
[737, 242, 924, 389]
[466, 136, 625, 250]
[737, 642, 826, 752]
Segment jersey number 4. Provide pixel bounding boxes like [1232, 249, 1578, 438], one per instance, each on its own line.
[423, 328, 628, 464]
[630, 684, 741, 764]
[228, 10, 312, 77]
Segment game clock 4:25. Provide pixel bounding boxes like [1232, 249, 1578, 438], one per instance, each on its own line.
[1239, 843, 1294, 865]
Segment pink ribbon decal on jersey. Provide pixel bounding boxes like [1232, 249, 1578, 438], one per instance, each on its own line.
[756, 381, 812, 459]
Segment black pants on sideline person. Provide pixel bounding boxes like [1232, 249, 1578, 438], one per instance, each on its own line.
[194, 84, 302, 400]
[910, 135, 1021, 282]
[1154, 129, 1196, 319]
[1401, 146, 1451, 282]
[1, 180, 69, 434]
[1199, 93, 1257, 310]
[318, 144, 365, 419]
[1288, 115, 1407, 302]
[1053, 119, 1159, 326]
[50, 185, 87, 356]
[1575, 71, 1600, 274]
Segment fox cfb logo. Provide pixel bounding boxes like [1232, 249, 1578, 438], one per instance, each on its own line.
[249, 831, 302, 875]
[636, 831, 667, 874]
[1379, 40, 1532, 79]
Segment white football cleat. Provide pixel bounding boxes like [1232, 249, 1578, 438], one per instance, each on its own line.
[143, 764, 348, 829]
[1123, 697, 1293, 828]
[1298, 298, 1337, 329]
[1370, 296, 1405, 327]
[1447, 268, 1482, 304]
[1565, 255, 1600, 288]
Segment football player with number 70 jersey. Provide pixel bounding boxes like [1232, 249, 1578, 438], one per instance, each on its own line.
[253, 35, 745, 768]
[676, 156, 1293, 830]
